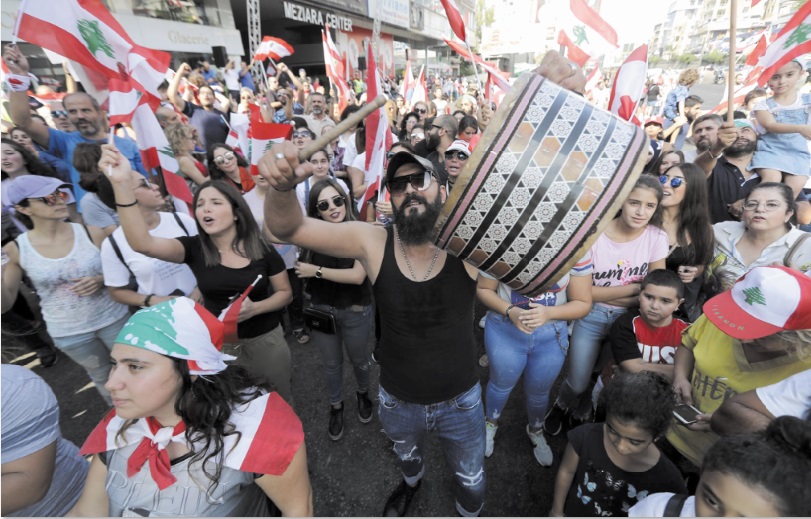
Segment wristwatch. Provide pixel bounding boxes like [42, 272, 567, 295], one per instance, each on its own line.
[315, 267, 323, 279]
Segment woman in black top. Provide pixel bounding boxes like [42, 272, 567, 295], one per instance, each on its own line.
[101, 144, 294, 401]
[294, 179, 374, 441]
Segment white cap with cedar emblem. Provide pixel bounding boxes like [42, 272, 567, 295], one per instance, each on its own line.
[703, 266, 811, 339]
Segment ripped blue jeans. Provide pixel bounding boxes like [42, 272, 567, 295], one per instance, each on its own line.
[378, 383, 486, 517]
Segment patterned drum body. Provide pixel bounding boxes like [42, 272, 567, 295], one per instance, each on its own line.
[432, 73, 648, 297]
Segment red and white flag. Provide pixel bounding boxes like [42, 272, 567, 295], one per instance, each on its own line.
[253, 36, 294, 62]
[756, 1, 811, 86]
[106, 78, 141, 125]
[218, 275, 262, 344]
[226, 112, 250, 155]
[745, 35, 769, 67]
[402, 61, 415, 104]
[360, 41, 393, 213]
[444, 38, 511, 93]
[439, 0, 467, 42]
[608, 44, 648, 125]
[558, 0, 619, 65]
[15, 0, 169, 99]
[81, 392, 304, 482]
[322, 26, 350, 113]
[585, 66, 604, 98]
[410, 65, 428, 105]
[710, 76, 760, 114]
[247, 105, 293, 176]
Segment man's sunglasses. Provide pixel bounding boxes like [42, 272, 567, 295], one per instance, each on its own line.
[316, 195, 345, 212]
[31, 190, 69, 206]
[51, 110, 68, 118]
[658, 175, 685, 188]
[213, 151, 236, 165]
[387, 170, 432, 195]
[444, 151, 469, 161]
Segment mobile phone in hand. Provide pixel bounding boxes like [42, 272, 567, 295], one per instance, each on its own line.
[673, 404, 701, 425]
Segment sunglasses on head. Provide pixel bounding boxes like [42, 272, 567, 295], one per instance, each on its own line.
[316, 195, 345, 212]
[213, 151, 235, 165]
[414, 108, 427, 114]
[31, 190, 69, 206]
[444, 151, 469, 161]
[658, 175, 685, 188]
[387, 170, 432, 195]
[51, 110, 68, 118]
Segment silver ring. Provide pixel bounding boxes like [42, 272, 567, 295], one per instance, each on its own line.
[274, 152, 285, 161]
[568, 62, 577, 77]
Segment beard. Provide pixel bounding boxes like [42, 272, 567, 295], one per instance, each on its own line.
[724, 138, 757, 158]
[426, 132, 440, 151]
[393, 191, 443, 245]
[695, 138, 712, 152]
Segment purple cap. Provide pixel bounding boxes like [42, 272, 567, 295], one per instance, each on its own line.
[5, 175, 71, 206]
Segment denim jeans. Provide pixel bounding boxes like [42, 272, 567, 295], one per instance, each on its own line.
[311, 303, 373, 405]
[484, 312, 568, 429]
[51, 314, 129, 404]
[556, 304, 627, 410]
[378, 383, 486, 517]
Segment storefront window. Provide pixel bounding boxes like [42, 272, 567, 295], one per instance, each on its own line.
[131, 0, 209, 25]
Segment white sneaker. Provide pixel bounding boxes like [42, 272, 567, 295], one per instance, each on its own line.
[478, 315, 486, 329]
[485, 422, 498, 457]
[527, 425, 553, 466]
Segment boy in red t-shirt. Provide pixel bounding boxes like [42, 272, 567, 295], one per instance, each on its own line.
[608, 269, 688, 382]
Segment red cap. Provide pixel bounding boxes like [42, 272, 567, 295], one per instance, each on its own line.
[644, 116, 664, 127]
[702, 266, 811, 339]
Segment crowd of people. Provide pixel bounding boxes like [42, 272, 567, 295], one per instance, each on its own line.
[1, 39, 811, 517]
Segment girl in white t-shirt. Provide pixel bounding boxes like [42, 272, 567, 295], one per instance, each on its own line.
[544, 175, 669, 435]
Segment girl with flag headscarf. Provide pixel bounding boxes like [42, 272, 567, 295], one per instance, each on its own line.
[99, 143, 294, 402]
[70, 297, 312, 517]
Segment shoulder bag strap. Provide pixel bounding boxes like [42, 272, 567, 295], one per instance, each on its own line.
[108, 234, 136, 280]
[171, 212, 190, 236]
[784, 232, 811, 267]
[663, 493, 689, 517]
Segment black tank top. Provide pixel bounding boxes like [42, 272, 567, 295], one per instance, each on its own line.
[373, 227, 478, 404]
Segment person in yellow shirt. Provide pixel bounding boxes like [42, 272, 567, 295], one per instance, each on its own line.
[668, 265, 811, 467]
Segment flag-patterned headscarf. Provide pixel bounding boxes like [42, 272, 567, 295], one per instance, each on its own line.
[114, 297, 236, 375]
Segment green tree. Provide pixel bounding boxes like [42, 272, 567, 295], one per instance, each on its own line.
[676, 53, 698, 66]
[474, 0, 495, 47]
[649, 55, 663, 67]
[702, 50, 727, 65]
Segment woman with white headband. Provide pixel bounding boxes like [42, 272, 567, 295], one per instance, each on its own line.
[69, 297, 313, 517]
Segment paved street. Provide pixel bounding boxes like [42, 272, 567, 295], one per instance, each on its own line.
[7, 301, 568, 516]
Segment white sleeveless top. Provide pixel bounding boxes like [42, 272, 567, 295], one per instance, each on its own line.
[17, 224, 129, 337]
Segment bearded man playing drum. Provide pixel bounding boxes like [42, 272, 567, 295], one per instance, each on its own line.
[260, 52, 586, 517]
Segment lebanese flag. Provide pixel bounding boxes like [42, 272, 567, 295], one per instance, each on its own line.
[608, 44, 648, 124]
[128, 95, 193, 204]
[218, 275, 262, 343]
[745, 35, 768, 67]
[81, 392, 304, 480]
[411, 65, 428, 105]
[710, 77, 760, 114]
[756, 1, 811, 86]
[322, 26, 349, 112]
[106, 78, 141, 125]
[253, 36, 294, 62]
[444, 38, 511, 92]
[402, 61, 415, 104]
[360, 41, 393, 213]
[558, 0, 619, 65]
[247, 105, 293, 176]
[228, 112, 251, 156]
[585, 66, 604, 99]
[439, 0, 467, 42]
[15, 0, 169, 99]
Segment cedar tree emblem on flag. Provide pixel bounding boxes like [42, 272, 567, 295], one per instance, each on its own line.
[784, 23, 810, 48]
[77, 19, 115, 59]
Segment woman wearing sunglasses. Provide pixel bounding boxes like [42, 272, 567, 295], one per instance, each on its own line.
[397, 111, 419, 143]
[659, 163, 713, 321]
[1, 175, 130, 403]
[708, 182, 811, 295]
[207, 143, 254, 194]
[101, 144, 295, 403]
[294, 179, 374, 441]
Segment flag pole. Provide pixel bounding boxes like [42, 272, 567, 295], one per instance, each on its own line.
[727, 0, 737, 124]
[11, 0, 28, 45]
[463, 40, 484, 94]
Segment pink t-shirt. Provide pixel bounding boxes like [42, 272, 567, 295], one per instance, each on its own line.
[591, 225, 669, 288]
